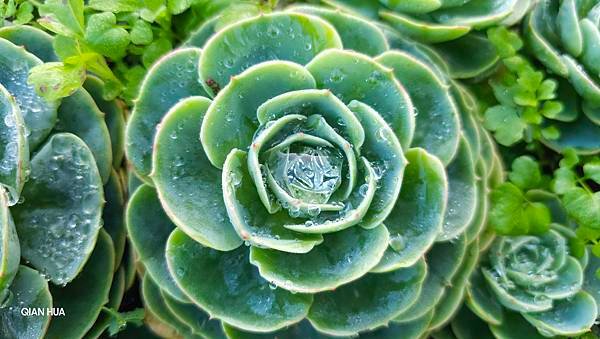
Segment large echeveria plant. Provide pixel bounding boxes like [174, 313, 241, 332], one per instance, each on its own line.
[125, 3, 505, 337]
[0, 25, 130, 339]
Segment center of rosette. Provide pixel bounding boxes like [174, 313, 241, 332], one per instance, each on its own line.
[268, 145, 343, 205]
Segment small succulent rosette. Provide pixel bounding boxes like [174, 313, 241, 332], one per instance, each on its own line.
[126, 5, 504, 338]
[0, 26, 128, 339]
[443, 224, 600, 339]
[523, 0, 600, 154]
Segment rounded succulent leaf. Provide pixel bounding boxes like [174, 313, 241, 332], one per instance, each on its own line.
[437, 137, 477, 241]
[10, 133, 104, 286]
[166, 228, 313, 332]
[141, 274, 195, 337]
[126, 48, 208, 181]
[84, 76, 126, 168]
[307, 258, 426, 336]
[198, 12, 342, 97]
[152, 96, 242, 251]
[101, 170, 126, 270]
[249, 224, 388, 293]
[288, 5, 389, 56]
[161, 289, 225, 339]
[127, 184, 189, 302]
[0, 265, 52, 339]
[0, 84, 29, 205]
[53, 88, 113, 184]
[376, 50, 460, 164]
[0, 186, 19, 296]
[305, 49, 414, 148]
[0, 38, 58, 151]
[372, 148, 447, 273]
[380, 11, 471, 43]
[200, 60, 316, 169]
[45, 229, 114, 339]
[0, 25, 58, 62]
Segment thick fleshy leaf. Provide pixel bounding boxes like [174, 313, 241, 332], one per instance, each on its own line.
[257, 89, 365, 151]
[431, 0, 518, 28]
[377, 51, 460, 164]
[579, 19, 600, 78]
[451, 83, 481, 159]
[0, 187, 18, 294]
[0, 25, 58, 62]
[428, 240, 480, 330]
[200, 61, 316, 168]
[0, 84, 28, 205]
[381, 0, 441, 14]
[380, 11, 470, 43]
[523, 6, 568, 77]
[166, 229, 313, 332]
[223, 320, 331, 339]
[526, 257, 583, 299]
[152, 96, 242, 251]
[84, 76, 125, 168]
[464, 164, 489, 243]
[11, 133, 103, 285]
[198, 13, 342, 97]
[393, 235, 467, 322]
[347, 100, 405, 228]
[222, 149, 322, 253]
[45, 230, 114, 339]
[320, 0, 381, 18]
[102, 170, 126, 270]
[450, 305, 495, 339]
[183, 15, 219, 48]
[307, 259, 426, 336]
[541, 112, 600, 155]
[372, 148, 447, 273]
[482, 268, 553, 313]
[306, 49, 414, 148]
[523, 291, 597, 337]
[289, 5, 388, 56]
[126, 48, 207, 180]
[250, 225, 388, 293]
[583, 100, 600, 125]
[127, 184, 188, 302]
[437, 137, 477, 241]
[430, 33, 499, 79]
[490, 311, 546, 339]
[0, 38, 58, 151]
[583, 251, 600, 313]
[362, 311, 434, 339]
[53, 88, 112, 184]
[0, 266, 52, 339]
[562, 55, 600, 106]
[161, 289, 225, 339]
[82, 267, 126, 339]
[141, 274, 194, 337]
[466, 269, 504, 326]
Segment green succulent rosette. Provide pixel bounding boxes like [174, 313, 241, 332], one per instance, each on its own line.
[125, 5, 504, 337]
[446, 224, 600, 338]
[523, 0, 600, 154]
[0, 25, 129, 339]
